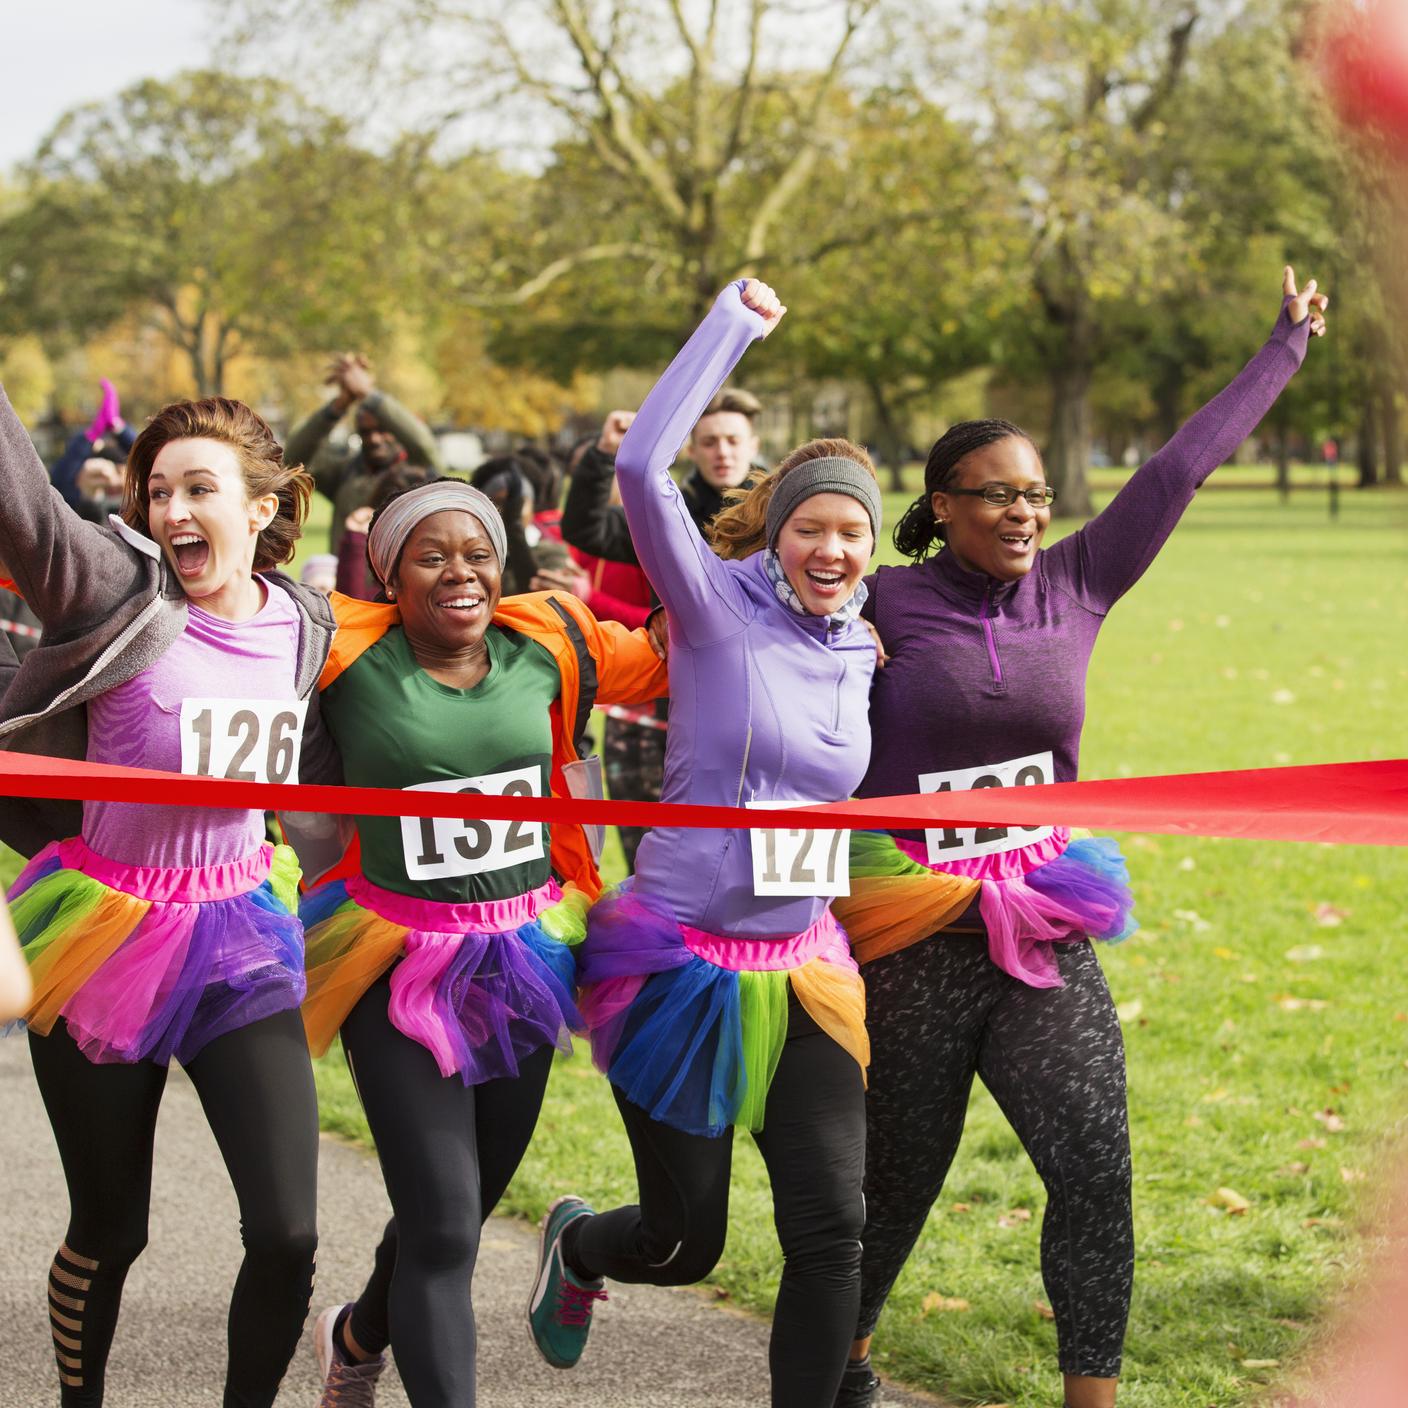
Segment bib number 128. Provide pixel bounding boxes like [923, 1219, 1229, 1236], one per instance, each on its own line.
[917, 751, 1054, 862]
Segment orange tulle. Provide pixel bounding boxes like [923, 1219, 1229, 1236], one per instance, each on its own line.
[789, 956, 870, 1076]
[830, 872, 980, 966]
[25, 891, 152, 1036]
[301, 906, 407, 1056]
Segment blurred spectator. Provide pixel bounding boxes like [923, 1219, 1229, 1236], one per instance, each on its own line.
[335, 463, 437, 600]
[285, 353, 446, 552]
[299, 554, 339, 596]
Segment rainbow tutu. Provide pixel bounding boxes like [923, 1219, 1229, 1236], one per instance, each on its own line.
[8, 837, 304, 1066]
[299, 874, 588, 1085]
[833, 829, 1137, 987]
[577, 884, 868, 1138]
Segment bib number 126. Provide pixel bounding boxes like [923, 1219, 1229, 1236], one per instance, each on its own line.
[179, 698, 308, 785]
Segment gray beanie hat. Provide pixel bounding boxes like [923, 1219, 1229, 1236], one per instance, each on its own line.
[763, 456, 882, 548]
[367, 481, 508, 589]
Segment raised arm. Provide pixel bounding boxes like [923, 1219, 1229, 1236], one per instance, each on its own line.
[561, 415, 640, 565]
[615, 280, 783, 643]
[0, 386, 143, 625]
[1047, 268, 1325, 612]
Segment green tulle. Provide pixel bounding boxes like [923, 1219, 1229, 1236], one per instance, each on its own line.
[847, 829, 931, 878]
[539, 886, 591, 948]
[266, 844, 302, 914]
[734, 968, 791, 1132]
[12, 869, 107, 961]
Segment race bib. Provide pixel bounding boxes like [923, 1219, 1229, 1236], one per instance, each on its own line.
[179, 698, 308, 785]
[917, 751, 1054, 863]
[749, 800, 850, 898]
[400, 764, 546, 882]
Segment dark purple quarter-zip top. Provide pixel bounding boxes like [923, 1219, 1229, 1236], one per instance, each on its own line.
[858, 303, 1312, 838]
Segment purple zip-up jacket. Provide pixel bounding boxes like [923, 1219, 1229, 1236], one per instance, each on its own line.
[618, 283, 877, 937]
[859, 304, 1311, 835]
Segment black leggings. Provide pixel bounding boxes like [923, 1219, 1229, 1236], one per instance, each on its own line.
[568, 993, 866, 1408]
[857, 934, 1133, 1378]
[339, 973, 555, 1408]
[29, 1008, 319, 1408]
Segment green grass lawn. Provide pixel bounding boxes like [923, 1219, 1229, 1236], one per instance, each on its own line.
[11, 469, 1407, 1407]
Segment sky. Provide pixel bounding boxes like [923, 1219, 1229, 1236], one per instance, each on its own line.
[1, 1, 211, 171]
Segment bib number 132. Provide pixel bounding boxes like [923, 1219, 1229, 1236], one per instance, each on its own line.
[749, 800, 850, 898]
[917, 751, 1054, 863]
[400, 765, 545, 882]
[180, 698, 308, 785]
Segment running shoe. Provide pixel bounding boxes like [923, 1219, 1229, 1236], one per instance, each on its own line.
[527, 1195, 609, 1368]
[833, 1354, 882, 1407]
[313, 1303, 385, 1406]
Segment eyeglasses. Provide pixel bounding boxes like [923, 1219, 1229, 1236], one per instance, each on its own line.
[947, 484, 1057, 508]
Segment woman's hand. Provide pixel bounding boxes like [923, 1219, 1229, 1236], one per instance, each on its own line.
[1284, 265, 1329, 337]
[740, 279, 786, 338]
[344, 505, 374, 535]
[861, 617, 889, 669]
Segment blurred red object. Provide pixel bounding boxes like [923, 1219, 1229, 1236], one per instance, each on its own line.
[1320, 0, 1408, 148]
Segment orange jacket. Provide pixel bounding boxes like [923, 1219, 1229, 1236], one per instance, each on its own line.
[315, 590, 667, 898]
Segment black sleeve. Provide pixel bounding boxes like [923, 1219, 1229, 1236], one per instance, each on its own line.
[561, 444, 640, 566]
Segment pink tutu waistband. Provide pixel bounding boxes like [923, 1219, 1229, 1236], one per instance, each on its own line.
[680, 908, 850, 972]
[49, 836, 275, 903]
[344, 873, 563, 935]
[894, 828, 1071, 880]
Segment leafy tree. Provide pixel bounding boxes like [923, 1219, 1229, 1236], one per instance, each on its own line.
[0, 71, 393, 396]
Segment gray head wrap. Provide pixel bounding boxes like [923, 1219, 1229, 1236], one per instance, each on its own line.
[367, 481, 508, 589]
[763, 457, 882, 549]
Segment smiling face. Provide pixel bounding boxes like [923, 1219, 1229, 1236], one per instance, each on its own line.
[774, 492, 875, 616]
[689, 410, 759, 490]
[931, 436, 1050, 581]
[391, 509, 503, 656]
[146, 437, 276, 608]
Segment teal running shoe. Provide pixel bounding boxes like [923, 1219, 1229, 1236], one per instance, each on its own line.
[527, 1195, 608, 1368]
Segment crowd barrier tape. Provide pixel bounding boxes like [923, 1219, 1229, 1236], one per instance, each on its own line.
[0, 750, 1403, 847]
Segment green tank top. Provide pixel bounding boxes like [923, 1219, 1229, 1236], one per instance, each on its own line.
[322, 624, 561, 904]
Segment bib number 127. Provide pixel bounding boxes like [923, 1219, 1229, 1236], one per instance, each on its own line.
[749, 800, 850, 897]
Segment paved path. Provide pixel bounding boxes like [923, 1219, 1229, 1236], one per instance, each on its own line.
[0, 1036, 941, 1406]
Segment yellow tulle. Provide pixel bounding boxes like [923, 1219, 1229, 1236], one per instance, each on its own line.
[301, 907, 407, 1056]
[789, 957, 870, 1077]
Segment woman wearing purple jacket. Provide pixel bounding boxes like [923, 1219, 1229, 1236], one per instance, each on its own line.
[832, 268, 1328, 1408]
[526, 279, 882, 1406]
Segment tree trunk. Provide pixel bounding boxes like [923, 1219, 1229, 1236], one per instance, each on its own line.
[1046, 352, 1095, 518]
[1153, 359, 1184, 444]
[1357, 401, 1381, 487]
[864, 378, 909, 494]
[1380, 382, 1402, 486]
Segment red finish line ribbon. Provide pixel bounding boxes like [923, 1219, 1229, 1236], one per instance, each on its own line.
[0, 751, 1404, 846]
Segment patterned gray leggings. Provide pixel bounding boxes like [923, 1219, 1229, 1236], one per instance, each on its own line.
[857, 933, 1133, 1378]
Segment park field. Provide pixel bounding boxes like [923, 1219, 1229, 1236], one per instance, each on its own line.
[5, 470, 1404, 1407]
[309, 473, 1407, 1407]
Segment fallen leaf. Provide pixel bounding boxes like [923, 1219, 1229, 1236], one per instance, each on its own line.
[997, 1208, 1033, 1228]
[1393, 1013, 1406, 1023]
[1278, 1162, 1310, 1176]
[1303, 1216, 1343, 1228]
[1184, 1114, 1204, 1128]
[921, 1292, 971, 1315]
[1033, 1300, 1055, 1320]
[1312, 1109, 1346, 1133]
[1339, 1167, 1366, 1183]
[1116, 1000, 1144, 1023]
[1178, 856, 1197, 870]
[1285, 944, 1326, 962]
[1209, 1187, 1251, 1214]
[710, 1286, 731, 1300]
[1173, 908, 1211, 932]
[1298, 1137, 1327, 1150]
[1313, 904, 1348, 927]
[1212, 946, 1236, 960]
[1270, 689, 1296, 705]
[951, 1202, 971, 1213]
[1275, 995, 1329, 1012]
[1242, 1358, 1281, 1370]
[1202, 1087, 1231, 1103]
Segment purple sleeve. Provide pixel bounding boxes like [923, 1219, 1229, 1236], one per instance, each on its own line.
[614, 282, 766, 644]
[1045, 304, 1311, 612]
